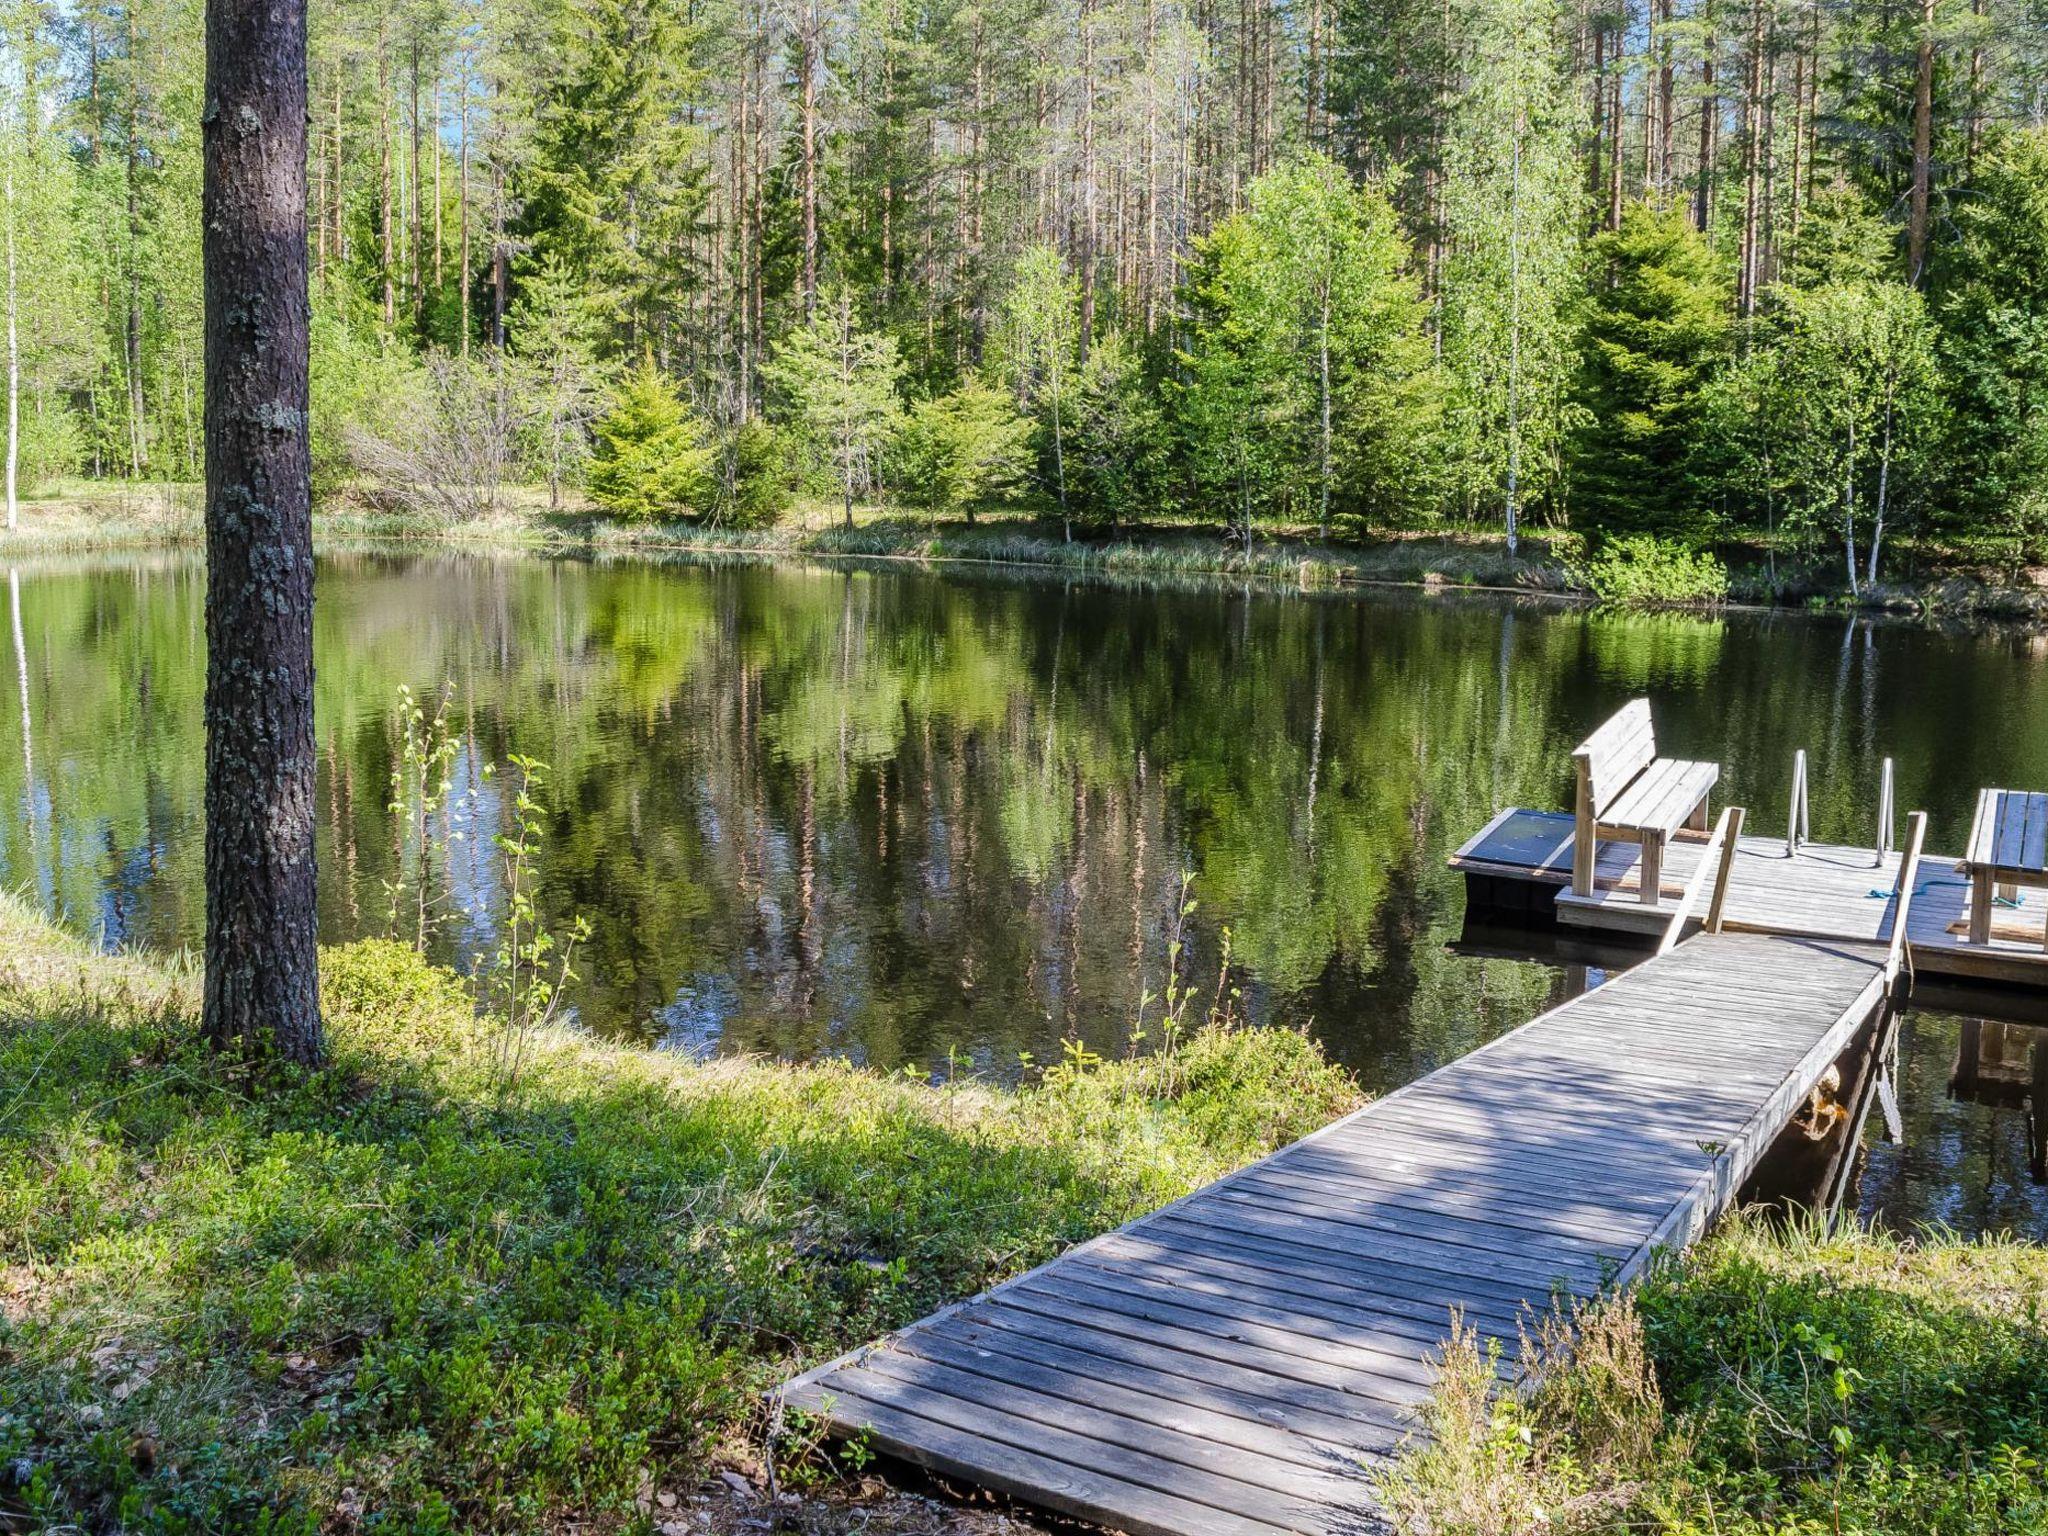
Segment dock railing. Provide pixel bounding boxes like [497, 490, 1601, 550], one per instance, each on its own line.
[1885, 810, 1929, 988]
[1657, 805, 1746, 956]
[1789, 750, 1898, 866]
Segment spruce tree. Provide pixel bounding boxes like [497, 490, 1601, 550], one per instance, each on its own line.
[586, 356, 716, 519]
[1574, 202, 1731, 534]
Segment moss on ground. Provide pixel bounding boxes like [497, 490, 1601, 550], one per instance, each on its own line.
[0, 899, 1354, 1531]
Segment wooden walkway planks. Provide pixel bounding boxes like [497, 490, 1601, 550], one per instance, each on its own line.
[779, 932, 1890, 1536]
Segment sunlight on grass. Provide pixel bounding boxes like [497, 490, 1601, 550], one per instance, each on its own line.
[0, 896, 1355, 1530]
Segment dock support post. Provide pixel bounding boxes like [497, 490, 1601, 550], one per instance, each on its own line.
[1705, 806, 1745, 933]
[1658, 806, 1744, 955]
[1885, 811, 1928, 989]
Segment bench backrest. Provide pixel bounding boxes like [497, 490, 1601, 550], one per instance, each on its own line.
[1574, 699, 1657, 819]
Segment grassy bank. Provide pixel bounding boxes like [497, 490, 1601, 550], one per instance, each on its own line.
[13, 486, 2048, 617]
[0, 899, 1355, 1531]
[320, 497, 1583, 596]
[1385, 1217, 2048, 1535]
[0, 487, 1579, 595]
[2, 904, 2045, 1533]
[0, 484, 202, 553]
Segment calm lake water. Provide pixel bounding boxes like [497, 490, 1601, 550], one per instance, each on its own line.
[4, 548, 2045, 1237]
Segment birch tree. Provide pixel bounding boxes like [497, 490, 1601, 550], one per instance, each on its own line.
[1438, 0, 1584, 548]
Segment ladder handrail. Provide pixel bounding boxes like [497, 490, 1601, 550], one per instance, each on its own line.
[1884, 810, 1929, 986]
[1659, 805, 1745, 956]
[1786, 749, 1811, 856]
[1875, 757, 1895, 865]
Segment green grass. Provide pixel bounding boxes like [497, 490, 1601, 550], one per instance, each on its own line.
[4, 899, 2046, 1535]
[0, 898, 1356, 1533]
[1382, 1213, 2048, 1535]
[0, 483, 202, 552]
[13, 484, 2048, 621]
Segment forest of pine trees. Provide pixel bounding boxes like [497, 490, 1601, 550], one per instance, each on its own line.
[1, 0, 2046, 579]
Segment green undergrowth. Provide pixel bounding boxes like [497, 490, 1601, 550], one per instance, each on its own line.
[0, 899, 1356, 1532]
[1384, 1213, 2048, 1536]
[1571, 533, 1732, 609]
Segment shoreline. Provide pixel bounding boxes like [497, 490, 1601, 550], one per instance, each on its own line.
[7, 488, 2048, 622]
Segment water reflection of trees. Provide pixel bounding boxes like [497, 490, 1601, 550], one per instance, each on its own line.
[10, 552, 2048, 1082]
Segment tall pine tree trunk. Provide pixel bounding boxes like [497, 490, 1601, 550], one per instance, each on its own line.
[125, 6, 146, 478]
[458, 79, 470, 355]
[201, 0, 322, 1066]
[332, 68, 345, 265]
[1907, 0, 1935, 282]
[1695, 37, 1717, 233]
[800, 0, 819, 319]
[409, 40, 422, 328]
[379, 16, 394, 328]
[1079, 0, 1097, 364]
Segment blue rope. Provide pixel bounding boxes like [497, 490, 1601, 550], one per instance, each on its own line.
[1867, 877, 2021, 907]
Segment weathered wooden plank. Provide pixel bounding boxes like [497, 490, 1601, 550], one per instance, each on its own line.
[853, 1351, 1380, 1511]
[1997, 790, 2030, 870]
[890, 1328, 1400, 1469]
[1231, 1160, 1664, 1242]
[1056, 1255, 1523, 1368]
[1144, 1198, 1607, 1295]
[1129, 1214, 1540, 1326]
[787, 1377, 1314, 1536]
[1005, 1271, 1470, 1388]
[1070, 1243, 1525, 1354]
[933, 1306, 1427, 1439]
[1201, 1179, 1632, 1265]
[2023, 793, 2048, 875]
[1275, 1145, 1677, 1222]
[914, 1315, 1412, 1455]
[985, 1290, 1445, 1410]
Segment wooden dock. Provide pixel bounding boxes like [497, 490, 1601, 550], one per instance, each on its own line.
[778, 928, 1898, 1536]
[1451, 807, 2048, 986]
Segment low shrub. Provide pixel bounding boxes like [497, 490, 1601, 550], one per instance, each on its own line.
[1576, 533, 1731, 607]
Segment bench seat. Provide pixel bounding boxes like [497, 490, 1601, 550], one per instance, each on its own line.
[1601, 758, 1720, 837]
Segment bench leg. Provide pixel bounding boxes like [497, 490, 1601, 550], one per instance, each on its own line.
[1687, 796, 1709, 833]
[1639, 837, 1663, 906]
[1970, 868, 1994, 945]
[1572, 818, 1595, 897]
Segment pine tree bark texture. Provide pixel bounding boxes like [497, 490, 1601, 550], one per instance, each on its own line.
[201, 0, 322, 1067]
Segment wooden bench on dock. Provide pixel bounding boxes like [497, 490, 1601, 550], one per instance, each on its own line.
[1962, 788, 2048, 946]
[1572, 699, 1719, 904]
